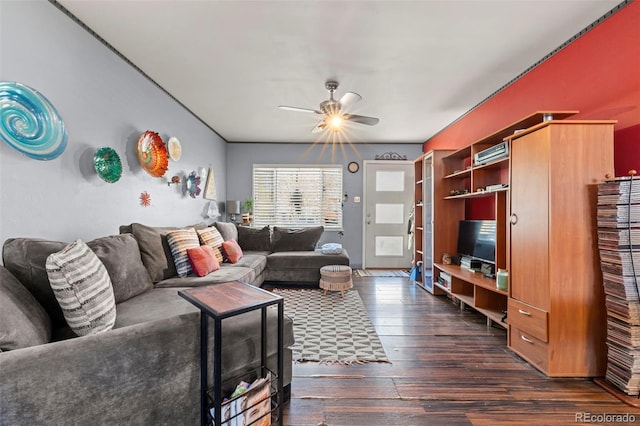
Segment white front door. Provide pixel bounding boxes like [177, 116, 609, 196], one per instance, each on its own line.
[362, 161, 414, 269]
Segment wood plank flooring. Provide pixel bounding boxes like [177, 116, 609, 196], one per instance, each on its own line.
[277, 277, 640, 425]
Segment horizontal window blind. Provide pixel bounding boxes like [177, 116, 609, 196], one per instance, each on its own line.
[253, 165, 343, 230]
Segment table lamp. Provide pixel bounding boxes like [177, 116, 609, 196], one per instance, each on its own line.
[226, 200, 241, 223]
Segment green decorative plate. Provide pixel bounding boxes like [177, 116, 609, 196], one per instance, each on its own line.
[94, 147, 122, 183]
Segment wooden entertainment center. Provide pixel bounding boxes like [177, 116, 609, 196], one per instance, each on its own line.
[414, 111, 616, 377]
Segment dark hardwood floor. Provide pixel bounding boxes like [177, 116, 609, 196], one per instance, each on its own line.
[278, 276, 640, 425]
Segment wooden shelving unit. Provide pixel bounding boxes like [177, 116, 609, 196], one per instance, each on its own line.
[412, 156, 425, 288]
[430, 111, 579, 338]
[413, 150, 456, 294]
[420, 110, 617, 378]
[507, 119, 616, 377]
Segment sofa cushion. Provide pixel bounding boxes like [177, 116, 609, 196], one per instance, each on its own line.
[2, 238, 68, 325]
[127, 222, 208, 282]
[86, 234, 153, 304]
[166, 228, 200, 277]
[45, 240, 116, 336]
[0, 266, 52, 351]
[187, 245, 220, 277]
[154, 266, 256, 288]
[196, 226, 224, 263]
[128, 223, 179, 282]
[265, 249, 350, 283]
[232, 253, 268, 275]
[214, 221, 238, 242]
[222, 239, 243, 263]
[267, 250, 350, 270]
[271, 226, 324, 252]
[237, 225, 272, 252]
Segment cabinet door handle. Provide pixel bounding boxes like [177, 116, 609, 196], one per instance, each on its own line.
[510, 213, 518, 225]
[518, 309, 531, 316]
[521, 335, 534, 344]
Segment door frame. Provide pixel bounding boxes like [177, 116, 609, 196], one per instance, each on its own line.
[361, 160, 414, 269]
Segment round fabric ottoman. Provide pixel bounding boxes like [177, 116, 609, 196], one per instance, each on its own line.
[319, 264, 353, 297]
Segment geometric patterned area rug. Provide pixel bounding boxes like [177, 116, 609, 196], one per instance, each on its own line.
[271, 289, 390, 365]
[353, 269, 409, 277]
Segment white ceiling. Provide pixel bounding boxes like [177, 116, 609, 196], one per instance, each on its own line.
[57, 0, 622, 144]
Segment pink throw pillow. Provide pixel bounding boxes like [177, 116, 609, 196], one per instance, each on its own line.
[221, 239, 243, 264]
[187, 245, 220, 277]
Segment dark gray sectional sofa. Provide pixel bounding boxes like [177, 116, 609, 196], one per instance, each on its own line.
[0, 221, 349, 425]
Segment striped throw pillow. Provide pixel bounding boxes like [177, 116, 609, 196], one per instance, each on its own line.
[45, 240, 116, 336]
[166, 228, 201, 277]
[196, 226, 224, 263]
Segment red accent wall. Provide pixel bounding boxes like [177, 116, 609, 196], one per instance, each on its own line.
[424, 1, 640, 178]
[614, 124, 640, 176]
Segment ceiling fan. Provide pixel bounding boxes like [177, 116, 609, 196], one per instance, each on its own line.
[278, 81, 379, 133]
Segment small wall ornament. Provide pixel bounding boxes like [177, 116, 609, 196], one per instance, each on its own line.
[186, 171, 201, 198]
[139, 191, 151, 207]
[375, 151, 407, 160]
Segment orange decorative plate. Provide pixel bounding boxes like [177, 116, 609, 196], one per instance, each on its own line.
[136, 131, 169, 177]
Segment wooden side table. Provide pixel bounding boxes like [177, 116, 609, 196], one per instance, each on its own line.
[179, 281, 284, 426]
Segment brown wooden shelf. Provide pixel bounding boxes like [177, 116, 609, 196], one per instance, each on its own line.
[444, 187, 508, 200]
[433, 281, 450, 292]
[436, 263, 507, 296]
[450, 287, 507, 329]
[443, 111, 578, 163]
[473, 156, 509, 170]
[444, 168, 471, 179]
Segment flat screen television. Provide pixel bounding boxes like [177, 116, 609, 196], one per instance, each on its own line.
[456, 220, 496, 264]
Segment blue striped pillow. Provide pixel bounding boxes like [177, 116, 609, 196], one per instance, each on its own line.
[166, 228, 201, 277]
[45, 240, 116, 336]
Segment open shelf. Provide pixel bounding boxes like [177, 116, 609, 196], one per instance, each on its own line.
[444, 187, 508, 200]
[435, 263, 508, 329]
[444, 168, 472, 179]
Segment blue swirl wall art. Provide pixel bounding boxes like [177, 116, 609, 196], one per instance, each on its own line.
[0, 81, 68, 160]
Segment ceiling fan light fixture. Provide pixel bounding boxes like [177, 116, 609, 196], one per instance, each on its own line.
[329, 115, 343, 130]
[279, 80, 379, 134]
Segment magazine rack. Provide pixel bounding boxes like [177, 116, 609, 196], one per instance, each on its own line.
[179, 281, 284, 426]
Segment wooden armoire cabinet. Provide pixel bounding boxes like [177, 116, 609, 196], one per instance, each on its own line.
[507, 120, 616, 377]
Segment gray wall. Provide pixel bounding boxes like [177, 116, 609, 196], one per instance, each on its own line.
[0, 0, 423, 268]
[227, 143, 423, 267]
[0, 1, 227, 245]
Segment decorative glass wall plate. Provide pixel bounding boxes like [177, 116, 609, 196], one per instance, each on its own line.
[0, 81, 68, 160]
[93, 147, 122, 183]
[167, 136, 182, 161]
[186, 171, 201, 198]
[136, 131, 168, 177]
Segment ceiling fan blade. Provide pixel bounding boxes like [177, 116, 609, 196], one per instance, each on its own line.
[311, 120, 327, 133]
[338, 92, 362, 110]
[278, 105, 322, 114]
[343, 114, 379, 126]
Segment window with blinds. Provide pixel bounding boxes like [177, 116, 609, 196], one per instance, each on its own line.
[252, 165, 343, 230]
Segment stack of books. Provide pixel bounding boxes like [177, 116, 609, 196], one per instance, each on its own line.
[597, 175, 640, 395]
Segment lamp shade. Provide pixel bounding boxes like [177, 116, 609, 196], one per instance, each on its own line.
[226, 200, 241, 215]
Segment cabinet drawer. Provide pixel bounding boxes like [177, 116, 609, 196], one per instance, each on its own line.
[508, 298, 548, 342]
[510, 327, 549, 373]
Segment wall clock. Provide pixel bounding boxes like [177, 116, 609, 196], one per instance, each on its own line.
[348, 161, 359, 173]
